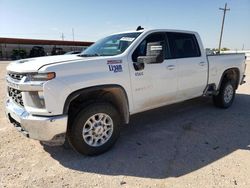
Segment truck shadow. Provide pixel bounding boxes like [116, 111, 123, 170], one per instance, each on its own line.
[42, 93, 250, 179]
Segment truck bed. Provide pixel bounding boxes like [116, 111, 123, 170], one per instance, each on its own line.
[207, 53, 246, 89]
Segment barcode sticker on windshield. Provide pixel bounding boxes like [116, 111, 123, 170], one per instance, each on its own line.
[120, 37, 135, 42]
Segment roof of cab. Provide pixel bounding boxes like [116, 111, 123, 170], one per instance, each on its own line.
[112, 28, 198, 35]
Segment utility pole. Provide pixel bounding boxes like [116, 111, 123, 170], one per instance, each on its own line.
[61, 32, 65, 41]
[218, 3, 230, 53]
[72, 28, 75, 41]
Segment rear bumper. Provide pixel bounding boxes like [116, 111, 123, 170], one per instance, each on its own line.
[5, 99, 68, 141]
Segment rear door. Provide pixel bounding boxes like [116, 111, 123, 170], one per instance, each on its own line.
[167, 32, 207, 100]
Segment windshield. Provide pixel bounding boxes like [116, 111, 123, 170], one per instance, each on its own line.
[80, 32, 142, 57]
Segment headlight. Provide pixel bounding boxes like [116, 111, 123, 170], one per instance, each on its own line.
[27, 72, 56, 81]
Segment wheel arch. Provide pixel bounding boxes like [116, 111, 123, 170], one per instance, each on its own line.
[63, 84, 130, 124]
[217, 67, 240, 91]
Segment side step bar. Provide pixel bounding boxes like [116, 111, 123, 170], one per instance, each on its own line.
[203, 84, 218, 96]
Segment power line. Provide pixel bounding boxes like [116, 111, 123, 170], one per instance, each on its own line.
[72, 28, 75, 41]
[218, 3, 230, 53]
[61, 32, 65, 41]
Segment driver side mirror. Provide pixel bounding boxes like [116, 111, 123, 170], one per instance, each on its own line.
[137, 41, 165, 64]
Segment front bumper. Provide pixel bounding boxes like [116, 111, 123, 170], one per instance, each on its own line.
[5, 99, 68, 141]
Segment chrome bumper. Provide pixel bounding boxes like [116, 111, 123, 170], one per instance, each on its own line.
[5, 99, 68, 141]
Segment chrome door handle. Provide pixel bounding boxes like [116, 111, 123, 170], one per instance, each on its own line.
[199, 62, 206, 66]
[167, 65, 175, 70]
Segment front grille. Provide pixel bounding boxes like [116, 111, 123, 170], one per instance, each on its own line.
[8, 72, 25, 81]
[8, 87, 24, 106]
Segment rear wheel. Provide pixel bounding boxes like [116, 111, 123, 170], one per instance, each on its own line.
[68, 102, 121, 155]
[213, 80, 235, 108]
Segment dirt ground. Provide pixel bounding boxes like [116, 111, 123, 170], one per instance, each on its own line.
[0, 60, 250, 188]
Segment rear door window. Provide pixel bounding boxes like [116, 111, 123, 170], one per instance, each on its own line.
[167, 32, 201, 59]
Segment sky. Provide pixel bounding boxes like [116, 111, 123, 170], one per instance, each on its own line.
[0, 0, 249, 50]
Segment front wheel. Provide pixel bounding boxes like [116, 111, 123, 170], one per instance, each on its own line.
[213, 80, 236, 108]
[68, 102, 121, 155]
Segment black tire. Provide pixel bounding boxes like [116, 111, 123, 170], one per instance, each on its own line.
[213, 80, 236, 108]
[68, 102, 121, 155]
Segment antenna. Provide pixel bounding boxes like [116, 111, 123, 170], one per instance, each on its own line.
[136, 26, 144, 31]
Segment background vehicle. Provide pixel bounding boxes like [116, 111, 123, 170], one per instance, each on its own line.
[29, 46, 46, 58]
[10, 49, 27, 60]
[64, 51, 81, 55]
[5, 28, 246, 155]
[51, 47, 65, 55]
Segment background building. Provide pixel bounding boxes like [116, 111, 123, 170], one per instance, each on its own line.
[0, 37, 93, 59]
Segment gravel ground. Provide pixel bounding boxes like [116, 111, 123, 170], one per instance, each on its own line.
[0, 60, 250, 188]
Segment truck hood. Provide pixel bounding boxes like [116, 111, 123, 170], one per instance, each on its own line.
[7, 55, 84, 73]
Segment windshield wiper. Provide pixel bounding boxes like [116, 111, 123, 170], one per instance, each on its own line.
[78, 53, 100, 57]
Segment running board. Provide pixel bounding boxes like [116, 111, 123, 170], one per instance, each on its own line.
[203, 84, 218, 96]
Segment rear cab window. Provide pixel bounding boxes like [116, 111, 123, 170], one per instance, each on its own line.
[167, 32, 201, 59]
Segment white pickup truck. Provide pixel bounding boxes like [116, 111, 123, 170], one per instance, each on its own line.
[5, 28, 246, 155]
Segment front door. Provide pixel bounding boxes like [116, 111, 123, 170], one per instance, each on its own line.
[128, 32, 178, 113]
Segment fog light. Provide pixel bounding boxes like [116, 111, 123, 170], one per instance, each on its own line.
[38, 91, 45, 107]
